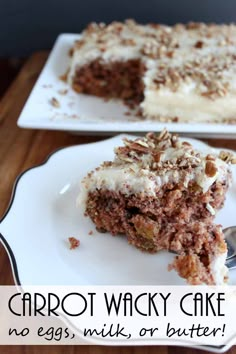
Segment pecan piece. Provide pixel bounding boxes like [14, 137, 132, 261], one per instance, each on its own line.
[219, 150, 236, 164]
[152, 151, 163, 162]
[194, 40, 204, 49]
[206, 154, 216, 161]
[68, 237, 80, 250]
[50, 97, 60, 108]
[205, 161, 218, 177]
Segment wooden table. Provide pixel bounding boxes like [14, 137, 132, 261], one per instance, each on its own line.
[0, 51, 235, 354]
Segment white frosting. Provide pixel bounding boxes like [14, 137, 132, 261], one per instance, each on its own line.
[210, 252, 228, 285]
[77, 140, 230, 206]
[141, 90, 236, 123]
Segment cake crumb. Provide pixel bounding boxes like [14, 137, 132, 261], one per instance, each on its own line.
[88, 230, 94, 235]
[50, 97, 60, 108]
[58, 89, 68, 95]
[68, 237, 80, 249]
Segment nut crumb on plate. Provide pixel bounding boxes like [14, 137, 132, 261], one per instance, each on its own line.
[50, 97, 60, 108]
[68, 237, 80, 249]
[58, 89, 68, 95]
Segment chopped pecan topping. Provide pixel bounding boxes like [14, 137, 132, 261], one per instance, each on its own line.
[219, 150, 236, 164]
[182, 141, 192, 147]
[107, 130, 234, 180]
[68, 47, 74, 57]
[85, 22, 105, 34]
[74, 39, 85, 50]
[140, 40, 161, 59]
[102, 161, 113, 167]
[153, 76, 166, 85]
[186, 22, 203, 30]
[206, 154, 216, 161]
[120, 38, 136, 46]
[127, 142, 149, 153]
[205, 161, 218, 177]
[166, 50, 174, 58]
[194, 40, 204, 48]
[50, 97, 60, 108]
[152, 53, 233, 98]
[152, 151, 163, 162]
[158, 128, 171, 141]
[167, 68, 181, 83]
[70, 20, 236, 103]
[125, 19, 137, 27]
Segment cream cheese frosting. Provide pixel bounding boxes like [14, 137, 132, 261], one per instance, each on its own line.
[77, 131, 232, 206]
[210, 251, 228, 285]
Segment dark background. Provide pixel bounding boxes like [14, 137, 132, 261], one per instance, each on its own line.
[1, 0, 236, 57]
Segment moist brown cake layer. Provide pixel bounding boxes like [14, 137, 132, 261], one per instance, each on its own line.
[72, 59, 145, 104]
[86, 180, 227, 234]
[85, 183, 228, 284]
[85, 184, 227, 284]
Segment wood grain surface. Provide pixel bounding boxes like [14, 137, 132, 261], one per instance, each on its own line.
[0, 51, 235, 354]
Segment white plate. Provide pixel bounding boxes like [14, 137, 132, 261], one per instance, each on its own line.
[1, 135, 236, 352]
[0, 135, 236, 287]
[17, 34, 236, 138]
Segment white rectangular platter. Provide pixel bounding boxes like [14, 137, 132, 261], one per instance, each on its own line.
[17, 33, 236, 138]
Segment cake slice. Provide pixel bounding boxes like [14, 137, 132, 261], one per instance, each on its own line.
[68, 20, 236, 123]
[78, 130, 235, 284]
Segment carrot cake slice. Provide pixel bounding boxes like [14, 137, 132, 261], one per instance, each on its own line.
[68, 20, 236, 123]
[78, 130, 236, 284]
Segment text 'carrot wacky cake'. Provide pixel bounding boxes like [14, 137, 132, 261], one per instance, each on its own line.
[78, 130, 236, 285]
[67, 20, 236, 124]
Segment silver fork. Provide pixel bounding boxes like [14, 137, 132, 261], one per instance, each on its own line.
[224, 226, 236, 270]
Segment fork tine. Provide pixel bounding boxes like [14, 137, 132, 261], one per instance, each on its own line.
[225, 257, 236, 269]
